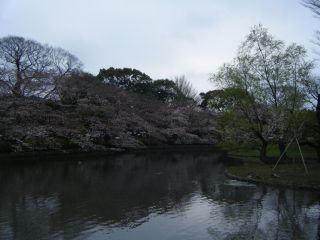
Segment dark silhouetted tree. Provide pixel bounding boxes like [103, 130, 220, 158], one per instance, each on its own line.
[57, 71, 98, 104]
[97, 67, 152, 94]
[151, 79, 180, 103]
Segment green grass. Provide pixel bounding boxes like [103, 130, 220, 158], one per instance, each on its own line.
[226, 145, 320, 188]
[227, 163, 320, 188]
[229, 144, 317, 162]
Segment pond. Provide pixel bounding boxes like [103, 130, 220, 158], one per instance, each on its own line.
[0, 149, 319, 240]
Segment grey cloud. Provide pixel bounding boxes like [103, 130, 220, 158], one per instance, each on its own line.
[0, 0, 318, 92]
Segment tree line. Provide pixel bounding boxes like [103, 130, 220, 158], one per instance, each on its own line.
[0, 36, 197, 106]
[0, 0, 319, 162]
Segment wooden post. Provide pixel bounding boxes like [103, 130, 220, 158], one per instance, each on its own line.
[273, 122, 306, 172]
[272, 138, 294, 171]
[295, 137, 309, 174]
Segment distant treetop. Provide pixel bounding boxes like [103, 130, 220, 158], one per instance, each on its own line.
[97, 67, 152, 93]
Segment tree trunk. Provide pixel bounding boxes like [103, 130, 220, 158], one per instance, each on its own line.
[259, 140, 272, 164]
[12, 63, 23, 96]
[12, 82, 22, 96]
[260, 140, 267, 159]
[259, 140, 286, 164]
[305, 140, 320, 163]
[317, 94, 320, 134]
[278, 141, 287, 156]
[278, 140, 291, 163]
[316, 147, 320, 163]
[316, 94, 320, 162]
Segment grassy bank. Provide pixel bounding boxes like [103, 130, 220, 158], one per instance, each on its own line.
[229, 144, 317, 161]
[226, 145, 320, 190]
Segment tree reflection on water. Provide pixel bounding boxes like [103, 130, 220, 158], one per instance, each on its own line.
[0, 150, 319, 240]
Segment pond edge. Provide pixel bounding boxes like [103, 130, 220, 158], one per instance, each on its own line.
[224, 170, 320, 192]
[0, 144, 220, 162]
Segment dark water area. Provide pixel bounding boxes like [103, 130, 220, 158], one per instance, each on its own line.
[0, 150, 319, 240]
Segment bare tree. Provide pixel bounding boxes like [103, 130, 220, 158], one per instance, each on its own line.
[0, 36, 82, 98]
[0, 36, 51, 96]
[174, 75, 198, 101]
[43, 47, 82, 99]
[302, 0, 320, 49]
[302, 0, 320, 16]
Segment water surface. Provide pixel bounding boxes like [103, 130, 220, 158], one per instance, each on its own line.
[0, 150, 319, 240]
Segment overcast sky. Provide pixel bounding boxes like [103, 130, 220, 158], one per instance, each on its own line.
[0, 0, 318, 92]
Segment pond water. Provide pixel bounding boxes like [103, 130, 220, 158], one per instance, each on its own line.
[0, 150, 319, 240]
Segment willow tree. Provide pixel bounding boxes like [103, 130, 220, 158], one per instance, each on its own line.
[211, 25, 313, 163]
